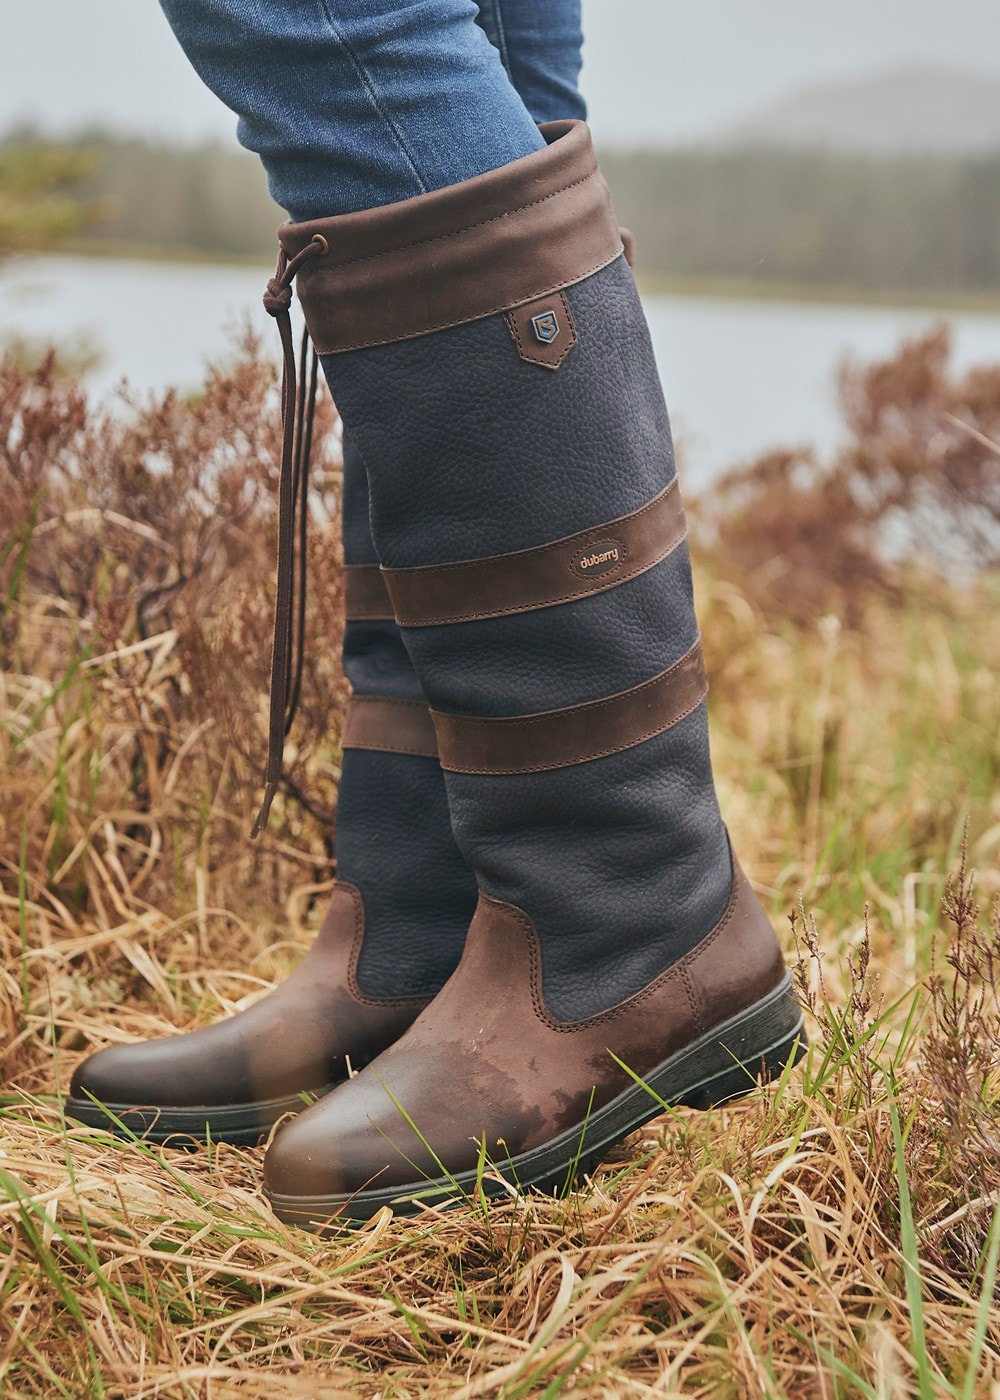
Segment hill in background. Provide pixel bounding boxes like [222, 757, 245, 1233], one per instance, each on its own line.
[709, 66, 1000, 156]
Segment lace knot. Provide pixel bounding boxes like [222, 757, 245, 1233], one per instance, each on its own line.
[263, 278, 293, 317]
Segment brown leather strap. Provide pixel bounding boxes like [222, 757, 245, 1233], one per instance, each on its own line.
[279, 121, 623, 354]
[432, 641, 707, 775]
[344, 565, 395, 622]
[342, 697, 439, 759]
[383, 480, 686, 628]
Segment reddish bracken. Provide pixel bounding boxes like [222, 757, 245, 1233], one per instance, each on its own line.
[695, 326, 1000, 625]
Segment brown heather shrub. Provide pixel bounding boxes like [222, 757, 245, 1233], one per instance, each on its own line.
[696, 325, 1000, 625]
[0, 335, 345, 962]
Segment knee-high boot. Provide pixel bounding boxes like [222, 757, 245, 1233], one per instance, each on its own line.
[66, 437, 478, 1144]
[258, 121, 804, 1223]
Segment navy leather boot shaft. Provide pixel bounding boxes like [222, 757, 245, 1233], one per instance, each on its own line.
[287, 126, 731, 1021]
[260, 122, 802, 1225]
[338, 435, 477, 998]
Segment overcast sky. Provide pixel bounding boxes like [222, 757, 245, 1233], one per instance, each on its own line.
[2, 0, 999, 147]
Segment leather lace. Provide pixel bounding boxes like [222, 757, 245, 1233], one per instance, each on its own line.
[252, 235, 327, 837]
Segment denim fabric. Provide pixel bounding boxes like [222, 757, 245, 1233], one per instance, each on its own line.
[157, 0, 592, 219]
[475, 0, 585, 125]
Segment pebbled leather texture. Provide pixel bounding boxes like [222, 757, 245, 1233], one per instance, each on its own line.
[331, 259, 674, 565]
[336, 748, 476, 997]
[341, 434, 425, 703]
[446, 705, 731, 1020]
[403, 548, 700, 717]
[431, 641, 708, 776]
[69, 885, 430, 1111]
[342, 619, 425, 703]
[341, 432, 379, 567]
[334, 436, 477, 999]
[262, 860, 788, 1198]
[319, 255, 731, 1019]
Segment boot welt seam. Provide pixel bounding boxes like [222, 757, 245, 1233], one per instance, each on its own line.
[681, 964, 706, 1038]
[265, 975, 806, 1226]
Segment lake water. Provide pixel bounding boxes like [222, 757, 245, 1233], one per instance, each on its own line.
[3, 254, 999, 489]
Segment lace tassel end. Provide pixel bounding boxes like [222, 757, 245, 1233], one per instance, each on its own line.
[250, 781, 279, 839]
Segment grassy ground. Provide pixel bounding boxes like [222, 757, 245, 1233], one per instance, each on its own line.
[1, 340, 999, 1397]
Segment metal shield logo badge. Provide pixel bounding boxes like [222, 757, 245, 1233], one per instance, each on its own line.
[530, 310, 560, 345]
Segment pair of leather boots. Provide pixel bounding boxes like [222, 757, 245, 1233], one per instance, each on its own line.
[68, 123, 803, 1230]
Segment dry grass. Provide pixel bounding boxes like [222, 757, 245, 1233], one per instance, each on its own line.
[1, 333, 1000, 1397]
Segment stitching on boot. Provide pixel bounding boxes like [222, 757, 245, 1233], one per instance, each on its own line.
[388, 479, 674, 579]
[300, 170, 603, 272]
[385, 479, 686, 627]
[479, 867, 744, 1034]
[433, 643, 707, 776]
[341, 881, 433, 1009]
[308, 250, 624, 354]
[681, 965, 706, 1038]
[445, 694, 707, 776]
[483, 891, 687, 1034]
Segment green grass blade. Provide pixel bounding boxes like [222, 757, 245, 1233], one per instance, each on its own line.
[960, 1201, 1000, 1400]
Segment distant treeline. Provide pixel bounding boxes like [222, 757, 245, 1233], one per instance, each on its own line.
[7, 130, 1000, 294]
[601, 146, 1000, 295]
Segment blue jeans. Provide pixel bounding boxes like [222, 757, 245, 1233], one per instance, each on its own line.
[157, 0, 585, 221]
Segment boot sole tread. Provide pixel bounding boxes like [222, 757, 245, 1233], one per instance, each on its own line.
[64, 1087, 335, 1147]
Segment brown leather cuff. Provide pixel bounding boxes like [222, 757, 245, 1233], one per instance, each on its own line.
[383, 479, 686, 628]
[432, 641, 708, 775]
[279, 121, 623, 354]
[342, 697, 439, 759]
[344, 565, 394, 622]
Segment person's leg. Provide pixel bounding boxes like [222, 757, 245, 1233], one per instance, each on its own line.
[67, 0, 546, 1136]
[252, 118, 802, 1220]
[475, 0, 586, 124]
[156, 0, 545, 220]
[74, 3, 801, 1192]
[67, 0, 556, 1141]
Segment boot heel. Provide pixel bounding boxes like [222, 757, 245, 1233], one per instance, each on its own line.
[677, 1026, 806, 1111]
[665, 973, 806, 1112]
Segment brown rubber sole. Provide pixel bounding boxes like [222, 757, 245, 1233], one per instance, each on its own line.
[265, 972, 806, 1232]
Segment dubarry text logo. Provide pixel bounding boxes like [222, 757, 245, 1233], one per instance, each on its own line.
[571, 541, 625, 579]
